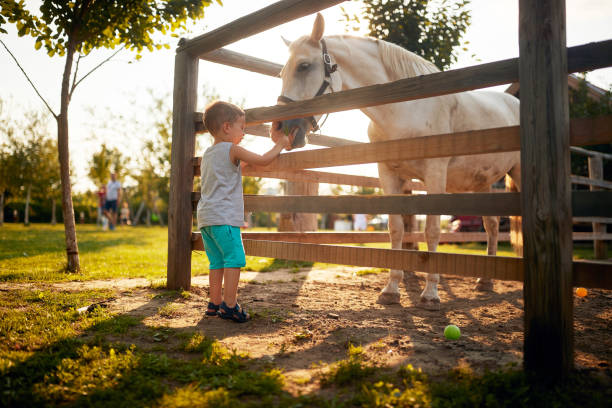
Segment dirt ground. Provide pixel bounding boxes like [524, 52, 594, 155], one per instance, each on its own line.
[6, 266, 611, 388]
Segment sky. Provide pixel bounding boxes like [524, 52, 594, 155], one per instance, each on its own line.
[1, 0, 611, 193]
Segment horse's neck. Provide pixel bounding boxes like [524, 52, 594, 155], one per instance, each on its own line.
[327, 36, 411, 131]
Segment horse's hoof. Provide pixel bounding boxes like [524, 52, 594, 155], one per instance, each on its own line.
[376, 292, 400, 305]
[418, 297, 441, 311]
[475, 280, 494, 292]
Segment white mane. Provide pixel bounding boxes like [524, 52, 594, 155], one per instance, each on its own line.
[375, 38, 440, 80]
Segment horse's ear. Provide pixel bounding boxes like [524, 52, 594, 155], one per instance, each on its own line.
[310, 12, 325, 43]
[281, 36, 292, 47]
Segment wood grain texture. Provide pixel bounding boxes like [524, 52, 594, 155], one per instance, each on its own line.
[200, 48, 282, 77]
[178, 0, 346, 56]
[190, 235, 612, 289]
[243, 240, 524, 281]
[191, 191, 611, 217]
[519, 0, 573, 375]
[193, 118, 612, 171]
[167, 52, 198, 290]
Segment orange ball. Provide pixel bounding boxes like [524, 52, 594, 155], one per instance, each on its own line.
[575, 287, 587, 298]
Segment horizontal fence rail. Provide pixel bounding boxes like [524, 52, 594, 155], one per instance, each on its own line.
[190, 191, 612, 217]
[570, 146, 612, 161]
[238, 41, 612, 125]
[190, 240, 610, 289]
[193, 116, 611, 172]
[191, 231, 611, 248]
[192, 158, 425, 189]
[571, 175, 612, 189]
[178, 0, 346, 57]
[200, 48, 283, 77]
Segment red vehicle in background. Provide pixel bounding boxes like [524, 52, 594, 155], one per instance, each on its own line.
[449, 215, 510, 232]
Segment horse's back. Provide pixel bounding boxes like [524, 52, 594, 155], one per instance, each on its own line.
[452, 91, 520, 132]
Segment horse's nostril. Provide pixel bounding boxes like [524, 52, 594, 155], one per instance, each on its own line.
[280, 118, 309, 148]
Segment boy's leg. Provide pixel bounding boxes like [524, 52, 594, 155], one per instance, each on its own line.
[208, 269, 223, 308]
[222, 267, 241, 307]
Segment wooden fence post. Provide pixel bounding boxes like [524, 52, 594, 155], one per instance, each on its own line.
[167, 49, 199, 290]
[588, 156, 607, 258]
[519, 0, 574, 377]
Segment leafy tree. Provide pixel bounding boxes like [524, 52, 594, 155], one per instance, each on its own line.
[0, 0, 216, 271]
[342, 0, 471, 70]
[569, 74, 612, 181]
[88, 143, 129, 188]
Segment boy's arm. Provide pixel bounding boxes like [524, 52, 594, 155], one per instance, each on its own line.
[231, 138, 288, 167]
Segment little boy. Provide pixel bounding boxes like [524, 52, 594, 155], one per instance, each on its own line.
[197, 100, 294, 323]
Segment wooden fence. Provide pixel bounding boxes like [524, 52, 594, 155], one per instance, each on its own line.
[168, 0, 612, 377]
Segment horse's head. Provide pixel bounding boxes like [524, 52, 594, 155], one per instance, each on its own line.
[278, 13, 341, 148]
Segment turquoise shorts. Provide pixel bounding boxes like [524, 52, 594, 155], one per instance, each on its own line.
[200, 225, 246, 269]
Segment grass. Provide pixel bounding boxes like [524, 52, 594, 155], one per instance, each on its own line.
[0, 225, 610, 406]
[2, 287, 608, 407]
[2, 224, 609, 283]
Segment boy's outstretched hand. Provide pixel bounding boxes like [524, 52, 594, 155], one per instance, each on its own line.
[270, 121, 296, 150]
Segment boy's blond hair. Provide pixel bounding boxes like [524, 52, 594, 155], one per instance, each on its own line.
[204, 100, 245, 135]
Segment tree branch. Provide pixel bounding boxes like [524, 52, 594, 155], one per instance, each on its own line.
[70, 45, 125, 97]
[0, 39, 58, 119]
[70, 53, 82, 97]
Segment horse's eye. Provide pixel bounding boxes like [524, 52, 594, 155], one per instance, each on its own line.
[297, 62, 310, 72]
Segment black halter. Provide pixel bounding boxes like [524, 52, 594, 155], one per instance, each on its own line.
[277, 38, 337, 131]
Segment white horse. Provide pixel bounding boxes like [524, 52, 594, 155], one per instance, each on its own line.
[278, 14, 521, 309]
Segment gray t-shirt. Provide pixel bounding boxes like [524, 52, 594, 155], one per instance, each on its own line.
[197, 142, 244, 228]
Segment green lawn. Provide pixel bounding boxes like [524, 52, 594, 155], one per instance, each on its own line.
[1, 223, 607, 282]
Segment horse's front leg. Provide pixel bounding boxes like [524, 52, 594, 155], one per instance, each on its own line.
[476, 214, 499, 291]
[376, 163, 405, 305]
[419, 166, 448, 310]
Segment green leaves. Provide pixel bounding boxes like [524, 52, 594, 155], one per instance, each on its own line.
[1, 0, 215, 58]
[345, 0, 472, 70]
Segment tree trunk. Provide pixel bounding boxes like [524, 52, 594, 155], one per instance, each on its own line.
[51, 197, 57, 225]
[133, 201, 145, 225]
[278, 181, 318, 231]
[0, 191, 4, 226]
[24, 185, 31, 226]
[146, 208, 151, 226]
[57, 41, 80, 272]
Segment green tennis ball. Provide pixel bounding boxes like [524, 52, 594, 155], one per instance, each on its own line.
[444, 324, 461, 340]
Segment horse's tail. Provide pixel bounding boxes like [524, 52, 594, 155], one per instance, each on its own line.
[506, 174, 523, 257]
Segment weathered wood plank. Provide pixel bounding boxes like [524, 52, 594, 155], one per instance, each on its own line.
[194, 117, 609, 172]
[573, 260, 612, 289]
[167, 52, 198, 291]
[570, 175, 612, 190]
[241, 41, 612, 125]
[570, 146, 612, 161]
[190, 235, 612, 290]
[519, 0, 573, 375]
[193, 156, 423, 189]
[191, 191, 611, 217]
[242, 240, 524, 281]
[573, 216, 612, 224]
[200, 48, 282, 77]
[194, 113, 361, 147]
[178, 0, 346, 56]
[190, 230, 608, 250]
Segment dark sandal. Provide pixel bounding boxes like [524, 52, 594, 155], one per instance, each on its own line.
[219, 301, 250, 323]
[205, 302, 220, 316]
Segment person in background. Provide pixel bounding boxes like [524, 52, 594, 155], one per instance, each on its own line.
[354, 213, 367, 231]
[97, 184, 106, 226]
[103, 173, 121, 231]
[120, 201, 131, 226]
